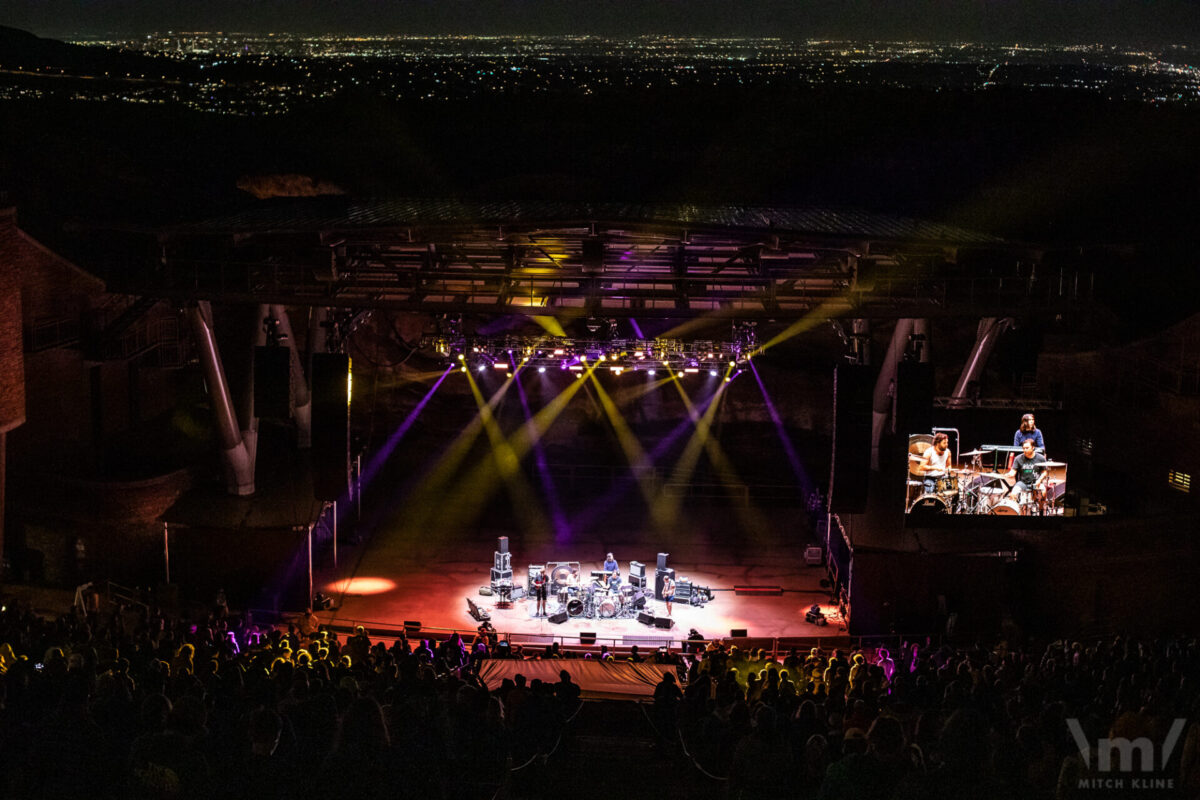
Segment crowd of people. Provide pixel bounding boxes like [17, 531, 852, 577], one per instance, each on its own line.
[671, 636, 1200, 799]
[4, 589, 1200, 799]
[0, 598, 583, 799]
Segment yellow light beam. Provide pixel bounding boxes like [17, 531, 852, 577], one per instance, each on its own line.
[531, 315, 567, 338]
[661, 379, 729, 523]
[753, 298, 848, 356]
[452, 366, 550, 536]
[670, 373, 771, 536]
[586, 371, 674, 531]
[392, 372, 516, 532]
[429, 361, 596, 534]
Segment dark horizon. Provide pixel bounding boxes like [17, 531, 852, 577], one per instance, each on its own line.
[3, 0, 1200, 47]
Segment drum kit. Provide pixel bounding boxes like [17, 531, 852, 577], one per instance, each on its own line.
[907, 440, 1067, 517]
[550, 572, 642, 620]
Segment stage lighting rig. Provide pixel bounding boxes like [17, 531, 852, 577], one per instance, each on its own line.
[425, 332, 754, 376]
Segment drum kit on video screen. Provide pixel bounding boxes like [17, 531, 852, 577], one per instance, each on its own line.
[904, 431, 1067, 517]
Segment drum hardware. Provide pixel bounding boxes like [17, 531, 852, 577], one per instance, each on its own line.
[960, 448, 989, 457]
[597, 597, 618, 618]
[567, 598, 585, 617]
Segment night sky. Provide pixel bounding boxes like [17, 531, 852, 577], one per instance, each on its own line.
[2, 0, 1199, 44]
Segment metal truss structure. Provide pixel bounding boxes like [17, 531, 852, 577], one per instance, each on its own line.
[144, 199, 1092, 323]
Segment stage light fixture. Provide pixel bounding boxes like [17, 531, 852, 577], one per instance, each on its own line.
[493, 363, 508, 370]
[553, 348, 565, 355]
[648, 369, 656, 376]
[710, 370, 718, 377]
[538, 366, 546, 373]
[678, 371, 685, 377]
[685, 368, 699, 374]
[460, 366, 467, 373]
[478, 365, 486, 373]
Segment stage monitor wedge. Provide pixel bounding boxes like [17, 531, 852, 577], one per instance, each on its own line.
[829, 363, 873, 513]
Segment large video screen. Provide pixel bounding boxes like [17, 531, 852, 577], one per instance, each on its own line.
[904, 431, 1067, 517]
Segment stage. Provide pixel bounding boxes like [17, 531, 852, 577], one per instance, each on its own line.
[309, 507, 839, 646]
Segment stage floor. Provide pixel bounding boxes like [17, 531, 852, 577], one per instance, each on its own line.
[312, 510, 838, 646]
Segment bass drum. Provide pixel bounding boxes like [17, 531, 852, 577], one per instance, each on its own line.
[989, 497, 1025, 516]
[566, 598, 585, 617]
[596, 598, 618, 618]
[908, 494, 948, 516]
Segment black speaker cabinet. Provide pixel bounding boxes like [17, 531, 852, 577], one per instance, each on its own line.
[629, 560, 645, 578]
[638, 611, 655, 625]
[548, 611, 568, 624]
[654, 617, 674, 630]
[311, 353, 351, 501]
[579, 632, 597, 645]
[253, 345, 292, 420]
[730, 628, 748, 638]
[829, 363, 872, 513]
[493, 551, 512, 572]
[656, 552, 669, 570]
[497, 535, 509, 553]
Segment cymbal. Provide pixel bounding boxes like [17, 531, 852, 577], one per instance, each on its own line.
[950, 468, 975, 474]
[979, 472, 1009, 480]
[908, 454, 925, 461]
[1038, 460, 1068, 467]
[960, 449, 989, 457]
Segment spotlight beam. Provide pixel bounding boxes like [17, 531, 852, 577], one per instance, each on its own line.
[515, 372, 570, 542]
[661, 378, 729, 523]
[458, 366, 551, 536]
[669, 374, 771, 535]
[749, 359, 816, 494]
[425, 360, 597, 533]
[388, 372, 519, 533]
[752, 298, 847, 356]
[358, 366, 453, 492]
[566, 390, 718, 533]
[585, 371, 673, 531]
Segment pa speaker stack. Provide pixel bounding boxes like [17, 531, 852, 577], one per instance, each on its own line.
[491, 536, 513, 588]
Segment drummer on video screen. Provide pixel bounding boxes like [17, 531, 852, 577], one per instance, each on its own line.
[919, 432, 951, 494]
[1006, 438, 1048, 497]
